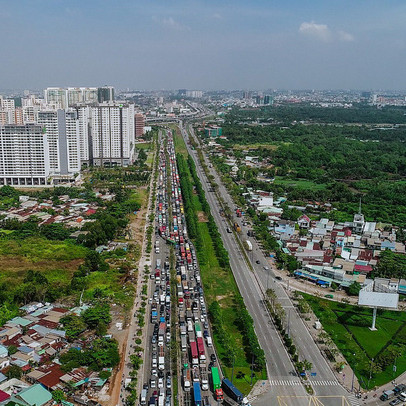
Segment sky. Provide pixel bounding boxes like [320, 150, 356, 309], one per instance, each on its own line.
[1, 0, 406, 91]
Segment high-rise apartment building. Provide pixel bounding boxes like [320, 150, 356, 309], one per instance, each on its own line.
[0, 124, 50, 186]
[45, 86, 114, 108]
[44, 88, 68, 109]
[37, 110, 81, 177]
[77, 103, 135, 167]
[97, 86, 115, 103]
[134, 113, 145, 138]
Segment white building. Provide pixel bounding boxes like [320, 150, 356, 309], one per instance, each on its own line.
[0, 124, 50, 186]
[77, 103, 135, 167]
[37, 110, 81, 179]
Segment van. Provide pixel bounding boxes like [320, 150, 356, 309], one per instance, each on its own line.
[156, 247, 160, 254]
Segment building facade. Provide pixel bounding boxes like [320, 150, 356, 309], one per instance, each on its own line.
[77, 103, 135, 167]
[0, 124, 50, 186]
[37, 110, 81, 177]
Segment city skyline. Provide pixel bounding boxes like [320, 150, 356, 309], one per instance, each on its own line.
[1, 0, 406, 91]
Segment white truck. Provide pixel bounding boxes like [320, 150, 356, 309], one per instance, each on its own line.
[245, 240, 253, 251]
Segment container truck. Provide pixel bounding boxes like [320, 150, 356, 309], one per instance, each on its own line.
[211, 367, 223, 401]
[190, 341, 199, 365]
[158, 322, 165, 346]
[222, 379, 244, 403]
[158, 346, 165, 370]
[197, 337, 206, 363]
[183, 367, 191, 392]
[193, 382, 202, 406]
[194, 322, 202, 338]
[200, 368, 209, 391]
[181, 335, 187, 352]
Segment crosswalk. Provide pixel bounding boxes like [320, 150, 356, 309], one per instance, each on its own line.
[269, 379, 340, 386]
[347, 394, 361, 406]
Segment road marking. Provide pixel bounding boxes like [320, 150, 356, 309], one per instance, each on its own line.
[270, 380, 340, 386]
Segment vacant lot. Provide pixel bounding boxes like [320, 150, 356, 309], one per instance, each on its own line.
[303, 293, 406, 389]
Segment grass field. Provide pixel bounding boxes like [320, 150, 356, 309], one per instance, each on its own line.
[303, 294, 406, 389]
[273, 176, 328, 190]
[170, 125, 188, 157]
[233, 143, 278, 151]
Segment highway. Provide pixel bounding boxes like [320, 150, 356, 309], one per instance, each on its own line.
[181, 121, 360, 406]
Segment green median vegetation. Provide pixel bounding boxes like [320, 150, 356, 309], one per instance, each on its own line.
[302, 293, 406, 389]
[174, 134, 266, 394]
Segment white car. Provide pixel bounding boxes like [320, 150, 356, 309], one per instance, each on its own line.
[200, 315, 205, 322]
[158, 378, 164, 388]
[151, 369, 157, 377]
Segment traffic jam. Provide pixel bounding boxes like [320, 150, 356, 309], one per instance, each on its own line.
[141, 130, 247, 406]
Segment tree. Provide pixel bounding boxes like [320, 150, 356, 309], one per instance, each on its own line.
[347, 281, 362, 296]
[52, 389, 66, 404]
[6, 365, 22, 379]
[7, 345, 17, 355]
[82, 303, 111, 329]
[303, 359, 313, 371]
[60, 315, 87, 340]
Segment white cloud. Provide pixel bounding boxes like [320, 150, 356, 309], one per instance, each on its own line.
[338, 30, 355, 42]
[212, 13, 222, 20]
[152, 16, 190, 31]
[299, 21, 331, 42]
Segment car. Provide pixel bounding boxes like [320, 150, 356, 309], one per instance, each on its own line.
[324, 294, 334, 299]
[210, 353, 217, 363]
[158, 370, 164, 378]
[203, 330, 209, 338]
[204, 322, 209, 329]
[226, 228, 232, 233]
[264, 266, 269, 270]
[151, 369, 157, 377]
[200, 315, 205, 322]
[158, 378, 164, 388]
[150, 378, 156, 388]
[276, 276, 282, 281]
[389, 399, 402, 406]
[255, 260, 260, 264]
[166, 376, 172, 388]
[151, 336, 157, 344]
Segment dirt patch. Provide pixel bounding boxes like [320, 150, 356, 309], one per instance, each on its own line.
[197, 211, 208, 222]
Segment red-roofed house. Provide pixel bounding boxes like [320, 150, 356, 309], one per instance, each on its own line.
[354, 264, 373, 274]
[298, 215, 311, 229]
[0, 389, 10, 402]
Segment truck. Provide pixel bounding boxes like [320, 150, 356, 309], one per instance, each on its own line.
[193, 382, 202, 406]
[140, 389, 147, 405]
[183, 367, 191, 392]
[200, 368, 209, 391]
[222, 379, 244, 403]
[190, 341, 199, 365]
[181, 335, 187, 352]
[211, 367, 223, 401]
[151, 309, 158, 323]
[380, 390, 395, 401]
[197, 337, 206, 363]
[158, 346, 165, 370]
[158, 322, 166, 346]
[194, 322, 202, 338]
[245, 240, 253, 251]
[193, 366, 200, 382]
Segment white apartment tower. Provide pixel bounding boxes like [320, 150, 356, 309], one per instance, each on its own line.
[37, 110, 81, 177]
[0, 124, 50, 186]
[77, 103, 135, 167]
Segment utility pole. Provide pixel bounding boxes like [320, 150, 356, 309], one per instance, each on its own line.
[231, 354, 235, 384]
